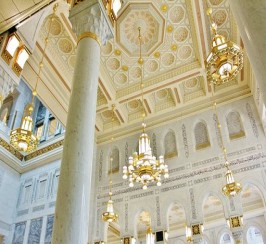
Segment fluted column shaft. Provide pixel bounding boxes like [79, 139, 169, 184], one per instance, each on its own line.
[51, 1, 113, 243]
[229, 0, 266, 104]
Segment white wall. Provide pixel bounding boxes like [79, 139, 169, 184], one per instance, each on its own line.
[94, 97, 266, 242]
[0, 160, 20, 242]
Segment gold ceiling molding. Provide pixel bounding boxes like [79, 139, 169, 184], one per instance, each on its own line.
[24, 139, 64, 161]
[0, 138, 64, 162]
[0, 138, 24, 161]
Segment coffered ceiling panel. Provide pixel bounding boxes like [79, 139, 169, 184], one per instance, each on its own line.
[21, 0, 252, 143]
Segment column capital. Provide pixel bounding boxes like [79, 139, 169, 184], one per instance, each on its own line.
[69, 0, 114, 45]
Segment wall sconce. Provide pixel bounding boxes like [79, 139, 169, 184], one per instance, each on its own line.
[186, 226, 192, 243]
[13, 46, 30, 76]
[122, 237, 136, 244]
[186, 224, 204, 243]
[1, 33, 20, 64]
[227, 216, 243, 229]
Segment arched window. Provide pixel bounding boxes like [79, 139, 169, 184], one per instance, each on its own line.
[220, 233, 234, 244]
[35, 102, 46, 139]
[246, 226, 264, 244]
[0, 94, 13, 125]
[109, 147, 119, 174]
[164, 130, 178, 159]
[0, 107, 8, 124]
[226, 111, 245, 139]
[194, 121, 210, 150]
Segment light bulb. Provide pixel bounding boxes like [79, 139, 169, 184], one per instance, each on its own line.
[122, 174, 128, 179]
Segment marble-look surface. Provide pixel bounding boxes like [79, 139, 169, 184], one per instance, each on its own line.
[229, 0, 266, 105]
[28, 218, 42, 244]
[44, 215, 54, 244]
[12, 222, 26, 244]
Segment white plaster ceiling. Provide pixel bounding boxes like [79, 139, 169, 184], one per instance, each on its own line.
[19, 0, 252, 143]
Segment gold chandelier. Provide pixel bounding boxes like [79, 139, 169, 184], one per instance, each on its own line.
[212, 99, 242, 197]
[122, 27, 169, 190]
[222, 160, 241, 196]
[10, 4, 58, 152]
[102, 105, 118, 223]
[205, 7, 243, 85]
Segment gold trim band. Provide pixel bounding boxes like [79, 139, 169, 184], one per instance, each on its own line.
[78, 32, 101, 46]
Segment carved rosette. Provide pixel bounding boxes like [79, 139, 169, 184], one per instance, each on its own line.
[69, 0, 113, 45]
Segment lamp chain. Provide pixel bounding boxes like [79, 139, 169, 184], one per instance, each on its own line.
[109, 105, 115, 199]
[211, 84, 229, 170]
[138, 27, 146, 133]
[206, 4, 217, 35]
[30, 4, 58, 111]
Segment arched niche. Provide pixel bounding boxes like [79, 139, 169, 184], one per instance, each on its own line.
[241, 184, 265, 213]
[136, 211, 152, 243]
[246, 226, 264, 244]
[220, 232, 234, 244]
[167, 202, 186, 234]
[164, 130, 178, 159]
[194, 121, 210, 150]
[202, 194, 225, 224]
[109, 147, 120, 174]
[226, 111, 245, 140]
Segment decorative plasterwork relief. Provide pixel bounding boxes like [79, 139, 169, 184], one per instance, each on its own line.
[39, 15, 76, 82]
[101, 0, 197, 91]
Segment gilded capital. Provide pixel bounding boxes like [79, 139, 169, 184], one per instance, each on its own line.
[69, 0, 114, 45]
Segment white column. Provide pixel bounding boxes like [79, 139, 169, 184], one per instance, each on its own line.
[229, 0, 266, 104]
[51, 1, 113, 244]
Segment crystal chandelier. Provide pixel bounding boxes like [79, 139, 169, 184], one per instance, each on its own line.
[122, 27, 169, 190]
[102, 105, 118, 222]
[205, 7, 243, 85]
[10, 4, 58, 152]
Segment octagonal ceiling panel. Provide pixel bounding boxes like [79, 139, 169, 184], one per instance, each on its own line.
[116, 2, 165, 57]
[100, 0, 197, 91]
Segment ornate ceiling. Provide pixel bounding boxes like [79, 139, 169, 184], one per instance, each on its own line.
[20, 0, 252, 143]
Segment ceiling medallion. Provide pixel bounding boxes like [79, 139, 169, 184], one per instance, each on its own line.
[205, 7, 243, 85]
[10, 4, 58, 152]
[122, 28, 169, 190]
